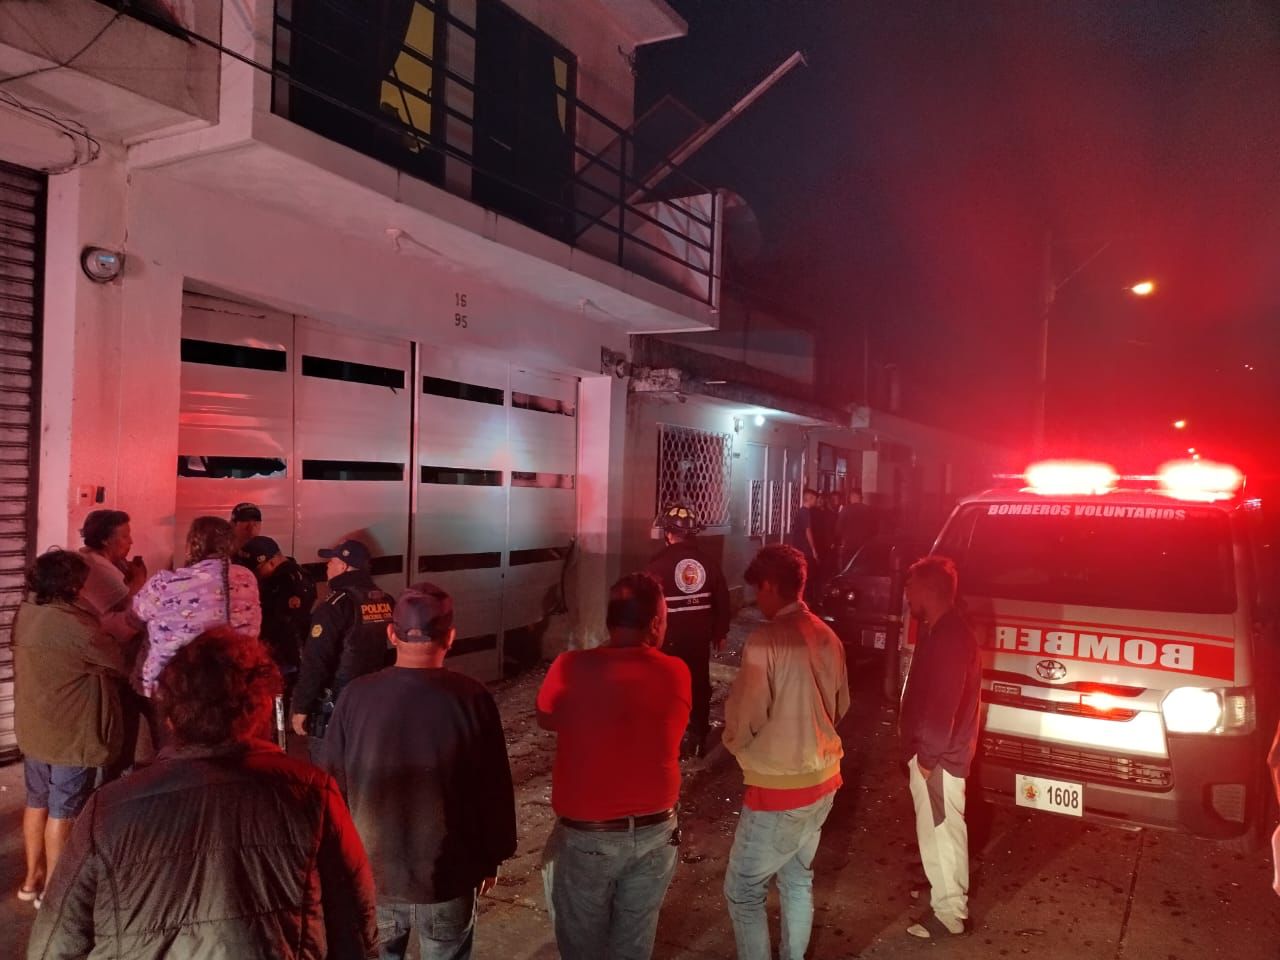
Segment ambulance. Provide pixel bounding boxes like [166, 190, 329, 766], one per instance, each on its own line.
[900, 459, 1279, 850]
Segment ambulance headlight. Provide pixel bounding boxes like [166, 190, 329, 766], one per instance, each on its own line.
[1162, 688, 1221, 733]
[1162, 687, 1254, 735]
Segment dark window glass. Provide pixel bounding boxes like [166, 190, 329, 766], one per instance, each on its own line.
[302, 460, 404, 482]
[937, 504, 1236, 614]
[180, 338, 286, 372]
[421, 466, 503, 486]
[302, 355, 405, 390]
[301, 554, 404, 582]
[512, 391, 575, 416]
[419, 552, 502, 572]
[448, 633, 498, 658]
[423, 376, 505, 406]
[511, 471, 574, 489]
[510, 546, 570, 566]
[177, 456, 287, 479]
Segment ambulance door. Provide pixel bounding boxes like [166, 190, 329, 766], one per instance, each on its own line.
[294, 320, 412, 596]
[415, 347, 509, 681]
[177, 293, 294, 562]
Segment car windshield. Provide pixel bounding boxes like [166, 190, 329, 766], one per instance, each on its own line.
[937, 503, 1237, 614]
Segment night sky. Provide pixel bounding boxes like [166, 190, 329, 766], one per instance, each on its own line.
[638, 1, 1280, 483]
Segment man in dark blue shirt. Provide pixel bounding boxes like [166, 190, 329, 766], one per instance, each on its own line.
[324, 583, 517, 960]
[899, 555, 979, 941]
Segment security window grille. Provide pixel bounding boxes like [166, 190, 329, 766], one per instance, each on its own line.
[785, 482, 800, 535]
[656, 424, 732, 528]
[767, 480, 783, 536]
[748, 480, 765, 537]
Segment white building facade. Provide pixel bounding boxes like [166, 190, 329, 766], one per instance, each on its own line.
[0, 0, 718, 754]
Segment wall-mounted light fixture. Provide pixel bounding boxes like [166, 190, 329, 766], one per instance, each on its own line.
[754, 414, 766, 427]
[81, 247, 124, 283]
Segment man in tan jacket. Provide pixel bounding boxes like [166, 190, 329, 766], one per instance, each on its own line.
[722, 544, 850, 960]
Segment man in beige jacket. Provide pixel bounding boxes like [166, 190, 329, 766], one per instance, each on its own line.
[722, 544, 850, 960]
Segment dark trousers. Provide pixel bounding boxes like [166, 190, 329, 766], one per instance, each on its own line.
[666, 636, 711, 745]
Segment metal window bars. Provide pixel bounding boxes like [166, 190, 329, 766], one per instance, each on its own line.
[269, 0, 720, 305]
[657, 424, 732, 528]
[748, 480, 765, 538]
[766, 480, 783, 536]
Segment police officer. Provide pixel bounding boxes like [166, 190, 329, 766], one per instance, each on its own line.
[290, 539, 395, 760]
[229, 502, 263, 569]
[646, 504, 730, 758]
[239, 536, 316, 711]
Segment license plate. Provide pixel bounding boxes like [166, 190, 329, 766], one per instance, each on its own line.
[1015, 774, 1083, 817]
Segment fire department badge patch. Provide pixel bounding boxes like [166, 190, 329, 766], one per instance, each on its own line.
[675, 558, 707, 595]
[310, 624, 322, 638]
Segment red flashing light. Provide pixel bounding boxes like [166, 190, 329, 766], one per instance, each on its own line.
[1024, 460, 1119, 496]
[1157, 460, 1243, 502]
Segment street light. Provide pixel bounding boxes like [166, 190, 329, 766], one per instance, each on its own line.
[1172, 419, 1187, 430]
[1033, 233, 1155, 450]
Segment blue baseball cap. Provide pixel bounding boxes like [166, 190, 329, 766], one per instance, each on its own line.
[318, 539, 371, 570]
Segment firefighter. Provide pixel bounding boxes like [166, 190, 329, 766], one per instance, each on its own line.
[646, 504, 731, 758]
[238, 536, 316, 716]
[290, 539, 394, 762]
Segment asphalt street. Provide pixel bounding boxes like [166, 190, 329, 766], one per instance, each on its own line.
[2, 607, 1276, 958]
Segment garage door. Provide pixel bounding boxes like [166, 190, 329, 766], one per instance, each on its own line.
[0, 163, 44, 761]
[417, 349, 578, 679]
[178, 294, 577, 680]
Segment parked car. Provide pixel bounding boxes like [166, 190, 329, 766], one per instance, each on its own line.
[819, 537, 928, 653]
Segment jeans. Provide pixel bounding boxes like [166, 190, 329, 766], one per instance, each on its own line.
[724, 793, 835, 960]
[376, 892, 476, 960]
[541, 817, 679, 960]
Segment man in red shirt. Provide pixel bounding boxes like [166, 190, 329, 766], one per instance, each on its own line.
[537, 572, 691, 960]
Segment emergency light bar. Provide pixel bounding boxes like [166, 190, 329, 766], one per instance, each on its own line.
[1004, 458, 1245, 501]
[1156, 459, 1243, 502]
[1022, 460, 1119, 496]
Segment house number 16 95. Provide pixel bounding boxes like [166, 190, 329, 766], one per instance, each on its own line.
[454, 293, 468, 328]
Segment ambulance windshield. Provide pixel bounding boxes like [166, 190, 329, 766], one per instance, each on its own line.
[937, 504, 1236, 614]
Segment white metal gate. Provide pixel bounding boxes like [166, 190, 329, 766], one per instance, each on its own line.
[0, 163, 43, 760]
[177, 295, 577, 679]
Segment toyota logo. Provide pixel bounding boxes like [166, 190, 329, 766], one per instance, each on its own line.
[1036, 659, 1068, 681]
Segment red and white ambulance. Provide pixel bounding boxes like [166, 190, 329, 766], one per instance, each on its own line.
[901, 459, 1279, 849]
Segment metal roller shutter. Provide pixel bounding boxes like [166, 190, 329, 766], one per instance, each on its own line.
[0, 163, 44, 762]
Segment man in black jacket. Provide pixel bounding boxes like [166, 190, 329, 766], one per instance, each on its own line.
[240, 536, 316, 707]
[646, 504, 730, 758]
[899, 555, 979, 941]
[290, 540, 394, 758]
[323, 583, 517, 960]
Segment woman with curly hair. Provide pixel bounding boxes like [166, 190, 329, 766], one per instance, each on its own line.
[28, 628, 378, 959]
[14, 550, 129, 907]
[133, 516, 261, 701]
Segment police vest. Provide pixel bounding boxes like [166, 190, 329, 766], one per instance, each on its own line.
[334, 582, 395, 692]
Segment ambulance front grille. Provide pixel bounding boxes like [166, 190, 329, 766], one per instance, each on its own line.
[981, 735, 1173, 791]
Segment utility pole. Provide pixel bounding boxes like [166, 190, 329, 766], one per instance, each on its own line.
[1032, 230, 1054, 452]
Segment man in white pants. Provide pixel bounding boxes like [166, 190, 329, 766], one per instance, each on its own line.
[900, 556, 980, 940]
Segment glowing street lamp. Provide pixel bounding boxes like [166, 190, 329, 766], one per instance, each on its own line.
[1129, 280, 1156, 297]
[1172, 419, 1187, 430]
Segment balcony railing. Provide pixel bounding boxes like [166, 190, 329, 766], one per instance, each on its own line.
[271, 0, 719, 306]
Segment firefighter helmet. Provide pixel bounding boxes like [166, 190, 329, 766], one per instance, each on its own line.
[658, 504, 703, 535]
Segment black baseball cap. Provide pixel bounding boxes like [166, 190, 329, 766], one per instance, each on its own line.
[240, 536, 281, 567]
[231, 502, 262, 522]
[318, 539, 371, 570]
[393, 582, 455, 640]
